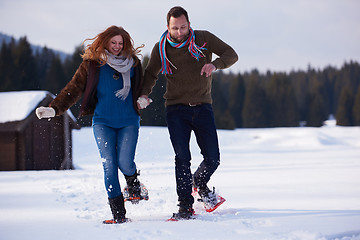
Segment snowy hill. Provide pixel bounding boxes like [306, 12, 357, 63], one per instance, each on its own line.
[1, 124, 360, 240]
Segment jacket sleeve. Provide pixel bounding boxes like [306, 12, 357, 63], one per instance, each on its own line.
[49, 60, 89, 116]
[132, 58, 144, 115]
[142, 42, 162, 96]
[203, 31, 238, 70]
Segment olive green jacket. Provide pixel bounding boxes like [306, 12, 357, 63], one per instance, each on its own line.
[142, 30, 238, 106]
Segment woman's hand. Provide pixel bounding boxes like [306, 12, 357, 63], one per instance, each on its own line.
[137, 95, 153, 109]
[35, 106, 56, 119]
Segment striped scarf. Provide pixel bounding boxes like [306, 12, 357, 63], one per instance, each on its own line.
[159, 27, 207, 75]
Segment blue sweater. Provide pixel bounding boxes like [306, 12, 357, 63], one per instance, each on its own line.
[92, 64, 140, 128]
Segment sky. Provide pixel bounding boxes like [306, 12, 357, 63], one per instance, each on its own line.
[0, 0, 359, 73]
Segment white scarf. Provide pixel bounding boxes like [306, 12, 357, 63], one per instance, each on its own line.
[105, 50, 134, 100]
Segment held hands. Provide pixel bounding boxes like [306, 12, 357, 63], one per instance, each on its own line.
[35, 106, 56, 119]
[200, 63, 216, 77]
[137, 95, 153, 110]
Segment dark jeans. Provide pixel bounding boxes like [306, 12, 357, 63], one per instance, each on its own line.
[166, 104, 220, 208]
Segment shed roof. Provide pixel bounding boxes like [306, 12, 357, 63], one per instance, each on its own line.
[0, 91, 76, 124]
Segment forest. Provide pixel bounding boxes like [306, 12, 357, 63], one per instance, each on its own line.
[1, 36, 360, 129]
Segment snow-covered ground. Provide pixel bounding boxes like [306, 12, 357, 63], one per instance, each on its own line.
[1, 121, 360, 240]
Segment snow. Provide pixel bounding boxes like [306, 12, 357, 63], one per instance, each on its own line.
[0, 91, 48, 123]
[1, 123, 360, 240]
[0, 91, 76, 124]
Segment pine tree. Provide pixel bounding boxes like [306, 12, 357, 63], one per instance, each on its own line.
[35, 46, 55, 90]
[63, 45, 83, 80]
[336, 85, 354, 126]
[212, 71, 235, 129]
[333, 62, 360, 114]
[306, 74, 330, 127]
[353, 86, 360, 126]
[306, 88, 327, 127]
[228, 73, 245, 128]
[44, 55, 67, 94]
[266, 73, 299, 127]
[0, 41, 15, 91]
[12, 36, 37, 90]
[242, 75, 269, 128]
[322, 66, 338, 116]
[289, 70, 309, 121]
[215, 110, 236, 130]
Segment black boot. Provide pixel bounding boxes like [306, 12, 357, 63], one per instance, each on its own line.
[169, 206, 195, 221]
[103, 195, 128, 224]
[125, 171, 141, 199]
[198, 185, 211, 199]
[197, 186, 219, 209]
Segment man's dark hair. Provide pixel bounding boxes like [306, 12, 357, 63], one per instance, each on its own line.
[167, 6, 189, 25]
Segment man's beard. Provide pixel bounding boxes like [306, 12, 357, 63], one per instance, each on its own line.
[170, 32, 189, 43]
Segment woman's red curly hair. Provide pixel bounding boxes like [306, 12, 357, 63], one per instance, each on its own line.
[81, 25, 143, 66]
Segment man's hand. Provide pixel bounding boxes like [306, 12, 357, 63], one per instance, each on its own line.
[36, 106, 56, 119]
[137, 95, 153, 109]
[200, 63, 216, 77]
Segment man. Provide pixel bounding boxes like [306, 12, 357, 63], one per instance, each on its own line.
[139, 6, 238, 220]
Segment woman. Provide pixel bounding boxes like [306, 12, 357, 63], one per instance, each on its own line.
[36, 26, 152, 224]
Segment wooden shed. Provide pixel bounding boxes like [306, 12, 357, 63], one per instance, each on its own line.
[0, 91, 80, 171]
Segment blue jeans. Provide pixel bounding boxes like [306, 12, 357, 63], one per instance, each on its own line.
[166, 104, 220, 208]
[93, 124, 138, 199]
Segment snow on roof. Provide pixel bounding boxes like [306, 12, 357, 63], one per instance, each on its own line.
[0, 91, 50, 124]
